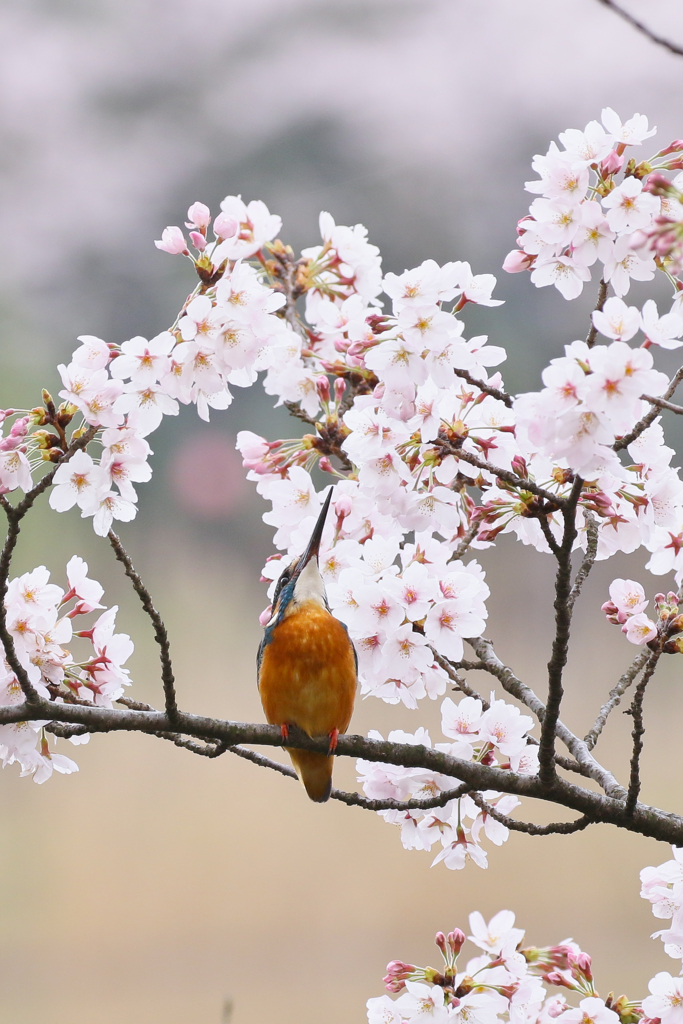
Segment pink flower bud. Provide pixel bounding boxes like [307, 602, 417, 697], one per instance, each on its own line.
[259, 605, 273, 626]
[503, 249, 533, 273]
[511, 454, 528, 477]
[189, 231, 207, 251]
[644, 172, 676, 196]
[435, 931, 447, 953]
[214, 213, 239, 240]
[154, 226, 188, 255]
[544, 971, 574, 989]
[383, 961, 415, 993]
[186, 202, 211, 230]
[628, 229, 650, 252]
[569, 952, 592, 981]
[242, 458, 274, 476]
[599, 149, 624, 176]
[548, 945, 575, 969]
[447, 929, 466, 954]
[319, 456, 334, 474]
[334, 377, 347, 402]
[334, 494, 353, 518]
[660, 140, 683, 155]
[316, 376, 331, 402]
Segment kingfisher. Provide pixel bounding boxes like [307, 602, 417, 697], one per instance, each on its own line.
[257, 489, 357, 802]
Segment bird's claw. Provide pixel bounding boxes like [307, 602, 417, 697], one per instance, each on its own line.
[327, 728, 339, 755]
[280, 723, 290, 742]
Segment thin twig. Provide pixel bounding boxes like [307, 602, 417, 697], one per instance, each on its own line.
[594, 0, 683, 58]
[452, 369, 513, 408]
[625, 651, 661, 815]
[584, 649, 651, 751]
[539, 477, 583, 787]
[614, 367, 683, 451]
[442, 445, 570, 510]
[467, 791, 593, 836]
[449, 519, 481, 563]
[468, 637, 626, 799]
[226, 744, 471, 810]
[108, 531, 179, 723]
[431, 649, 491, 709]
[585, 278, 608, 349]
[538, 515, 561, 557]
[0, 426, 98, 706]
[0, 700, 680, 841]
[643, 395, 683, 416]
[568, 510, 599, 610]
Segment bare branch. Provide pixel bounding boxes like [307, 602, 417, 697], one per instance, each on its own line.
[227, 745, 471, 810]
[625, 651, 662, 816]
[452, 369, 513, 408]
[0, 426, 99, 707]
[584, 649, 651, 751]
[538, 515, 561, 557]
[108, 530, 179, 723]
[467, 791, 593, 836]
[614, 366, 683, 451]
[585, 279, 608, 350]
[643, 395, 683, 416]
[449, 519, 482, 563]
[430, 649, 491, 709]
[468, 636, 626, 799]
[0, 512, 42, 704]
[568, 510, 599, 610]
[539, 477, 582, 787]
[594, 0, 683, 58]
[442, 445, 571, 510]
[0, 698, 680, 842]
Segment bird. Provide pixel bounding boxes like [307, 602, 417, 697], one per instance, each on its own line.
[257, 488, 357, 802]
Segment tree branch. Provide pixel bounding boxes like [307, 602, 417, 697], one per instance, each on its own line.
[594, 0, 683, 59]
[584, 649, 651, 751]
[108, 530, 179, 723]
[568, 510, 599, 610]
[642, 395, 683, 416]
[585, 278, 608, 350]
[467, 791, 594, 836]
[449, 519, 482, 563]
[430, 649, 491, 709]
[452, 369, 513, 408]
[539, 477, 583, 787]
[614, 367, 683, 451]
[625, 651, 661, 816]
[0, 426, 99, 706]
[441, 445, 570, 510]
[0, 698, 676, 841]
[226, 744, 471, 811]
[468, 636, 626, 799]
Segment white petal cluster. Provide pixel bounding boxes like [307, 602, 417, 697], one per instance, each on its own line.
[366, 911, 626, 1024]
[0, 557, 133, 783]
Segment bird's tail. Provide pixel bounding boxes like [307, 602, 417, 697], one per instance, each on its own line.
[289, 749, 333, 803]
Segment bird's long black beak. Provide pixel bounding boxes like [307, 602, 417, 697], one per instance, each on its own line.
[295, 488, 333, 577]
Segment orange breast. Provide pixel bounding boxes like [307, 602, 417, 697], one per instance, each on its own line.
[259, 602, 357, 738]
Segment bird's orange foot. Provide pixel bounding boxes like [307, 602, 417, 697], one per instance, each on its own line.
[280, 723, 290, 742]
[327, 728, 340, 755]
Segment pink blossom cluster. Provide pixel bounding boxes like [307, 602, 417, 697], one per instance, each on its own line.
[641, 846, 683, 963]
[367, 910, 647, 1024]
[356, 697, 537, 870]
[503, 108, 673, 300]
[0, 557, 133, 782]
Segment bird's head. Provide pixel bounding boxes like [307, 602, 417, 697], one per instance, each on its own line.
[268, 489, 333, 625]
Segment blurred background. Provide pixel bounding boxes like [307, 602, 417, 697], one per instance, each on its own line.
[2, 1, 683, 1021]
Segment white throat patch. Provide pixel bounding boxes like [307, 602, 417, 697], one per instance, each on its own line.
[288, 558, 327, 614]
